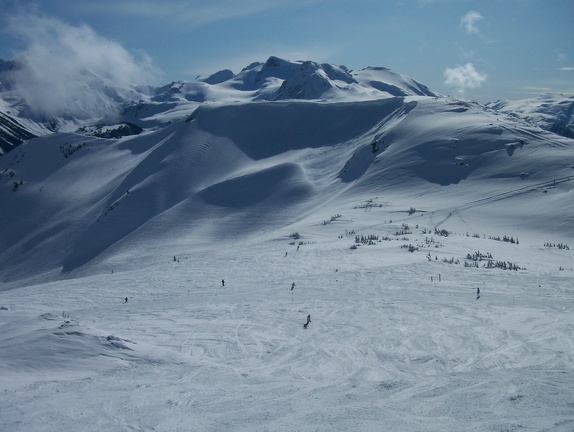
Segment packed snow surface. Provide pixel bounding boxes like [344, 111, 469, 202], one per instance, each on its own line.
[1, 59, 573, 431]
[1, 209, 573, 431]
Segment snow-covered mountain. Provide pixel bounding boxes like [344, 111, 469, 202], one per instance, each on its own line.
[1, 56, 437, 145]
[1, 65, 572, 282]
[1, 56, 573, 432]
[488, 94, 574, 139]
[0, 110, 39, 154]
[118, 56, 438, 129]
[0, 61, 51, 153]
[2, 55, 571, 150]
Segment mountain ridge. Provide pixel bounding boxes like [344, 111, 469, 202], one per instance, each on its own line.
[1, 92, 573, 284]
[1, 56, 572, 154]
[0, 56, 573, 283]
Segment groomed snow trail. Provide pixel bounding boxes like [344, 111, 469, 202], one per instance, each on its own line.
[1, 216, 573, 431]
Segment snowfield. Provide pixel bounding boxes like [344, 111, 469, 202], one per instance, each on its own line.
[1, 218, 573, 431]
[0, 58, 573, 431]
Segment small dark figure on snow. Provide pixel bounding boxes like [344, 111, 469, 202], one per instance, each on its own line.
[125, 297, 128, 303]
[221, 279, 225, 287]
[476, 287, 480, 300]
[291, 282, 295, 291]
[303, 314, 311, 329]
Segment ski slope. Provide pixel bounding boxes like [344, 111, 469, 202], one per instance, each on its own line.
[1, 209, 573, 431]
[1, 76, 573, 430]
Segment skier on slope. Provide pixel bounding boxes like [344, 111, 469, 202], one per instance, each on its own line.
[476, 287, 480, 299]
[303, 314, 311, 328]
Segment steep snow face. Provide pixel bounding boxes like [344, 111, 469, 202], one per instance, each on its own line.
[353, 67, 438, 98]
[488, 94, 574, 139]
[198, 69, 234, 85]
[0, 111, 38, 155]
[269, 62, 340, 100]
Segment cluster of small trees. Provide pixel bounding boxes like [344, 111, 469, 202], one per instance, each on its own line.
[426, 253, 439, 261]
[465, 250, 493, 261]
[12, 180, 23, 191]
[544, 242, 569, 250]
[3, 165, 21, 191]
[484, 260, 525, 271]
[465, 232, 482, 238]
[60, 142, 87, 158]
[322, 214, 342, 226]
[395, 223, 412, 236]
[355, 234, 379, 245]
[443, 257, 460, 264]
[490, 235, 519, 244]
[434, 228, 450, 237]
[401, 244, 418, 253]
[424, 237, 444, 248]
[97, 201, 120, 221]
[339, 229, 356, 239]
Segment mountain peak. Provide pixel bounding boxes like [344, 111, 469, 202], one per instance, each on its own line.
[225, 56, 436, 101]
[199, 69, 234, 85]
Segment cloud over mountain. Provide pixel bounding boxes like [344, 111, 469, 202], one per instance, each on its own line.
[5, 13, 161, 119]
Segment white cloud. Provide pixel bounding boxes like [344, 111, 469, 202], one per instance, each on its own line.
[461, 11, 483, 35]
[560, 67, 574, 71]
[443, 63, 487, 94]
[6, 13, 161, 119]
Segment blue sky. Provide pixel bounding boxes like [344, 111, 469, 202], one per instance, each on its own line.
[1, 0, 573, 102]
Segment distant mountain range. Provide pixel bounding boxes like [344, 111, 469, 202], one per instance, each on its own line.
[2, 55, 572, 156]
[487, 95, 574, 139]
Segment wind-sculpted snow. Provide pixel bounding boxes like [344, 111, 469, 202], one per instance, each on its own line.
[192, 98, 406, 159]
[1, 95, 573, 282]
[199, 162, 313, 208]
[353, 67, 437, 98]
